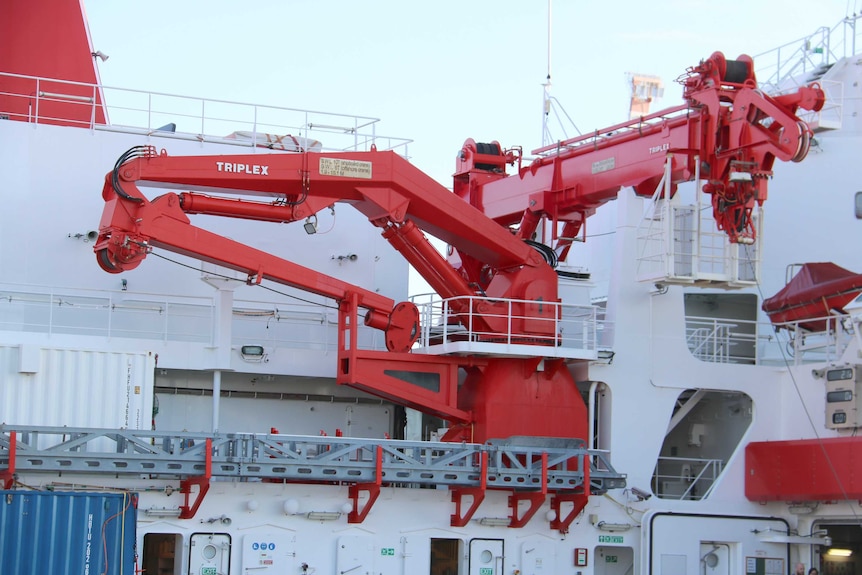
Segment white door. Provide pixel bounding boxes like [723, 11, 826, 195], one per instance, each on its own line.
[469, 538, 504, 575]
[189, 533, 231, 575]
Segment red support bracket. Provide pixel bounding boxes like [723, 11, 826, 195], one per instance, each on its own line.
[450, 451, 488, 527]
[549, 452, 591, 533]
[548, 492, 589, 534]
[508, 452, 548, 528]
[348, 445, 383, 523]
[178, 438, 212, 519]
[1, 431, 16, 489]
[508, 491, 546, 528]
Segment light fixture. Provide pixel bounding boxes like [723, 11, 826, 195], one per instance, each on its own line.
[303, 215, 318, 235]
[246, 500, 259, 512]
[240, 345, 266, 361]
[145, 507, 182, 517]
[545, 509, 557, 522]
[306, 511, 341, 521]
[283, 499, 300, 515]
[596, 521, 632, 532]
[478, 517, 511, 527]
[827, 549, 853, 557]
[91, 50, 109, 62]
[341, 502, 354, 514]
[788, 503, 816, 515]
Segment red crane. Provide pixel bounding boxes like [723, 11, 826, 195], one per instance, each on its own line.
[95, 52, 823, 445]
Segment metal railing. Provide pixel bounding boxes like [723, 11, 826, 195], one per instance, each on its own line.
[636, 158, 761, 289]
[753, 16, 860, 132]
[411, 294, 601, 360]
[755, 15, 862, 92]
[0, 72, 412, 154]
[685, 313, 857, 366]
[652, 455, 724, 500]
[686, 316, 755, 364]
[0, 283, 379, 352]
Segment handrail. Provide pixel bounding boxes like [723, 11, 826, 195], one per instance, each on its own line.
[0, 71, 412, 154]
[411, 293, 600, 360]
[652, 455, 724, 500]
[754, 14, 862, 91]
[685, 312, 857, 366]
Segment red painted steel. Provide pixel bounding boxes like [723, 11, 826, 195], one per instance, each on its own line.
[348, 445, 383, 523]
[179, 438, 213, 519]
[454, 52, 823, 250]
[0, 431, 14, 489]
[93, 52, 822, 445]
[450, 452, 489, 527]
[0, 0, 108, 126]
[746, 437, 862, 501]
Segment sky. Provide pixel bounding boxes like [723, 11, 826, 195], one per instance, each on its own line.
[84, 0, 856, 187]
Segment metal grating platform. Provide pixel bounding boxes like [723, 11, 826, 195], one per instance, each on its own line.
[0, 425, 625, 493]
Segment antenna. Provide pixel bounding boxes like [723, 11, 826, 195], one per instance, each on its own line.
[541, 1, 580, 146]
[542, 0, 552, 146]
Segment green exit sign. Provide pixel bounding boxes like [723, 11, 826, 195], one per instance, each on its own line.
[201, 568, 217, 575]
[598, 535, 624, 544]
[480, 569, 494, 575]
[380, 548, 395, 556]
[606, 556, 619, 563]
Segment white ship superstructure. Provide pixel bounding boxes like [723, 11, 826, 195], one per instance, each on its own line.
[1, 4, 862, 575]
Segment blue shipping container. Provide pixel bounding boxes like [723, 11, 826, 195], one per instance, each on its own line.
[0, 490, 137, 575]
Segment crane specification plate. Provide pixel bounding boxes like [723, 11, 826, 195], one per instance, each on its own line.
[320, 158, 373, 179]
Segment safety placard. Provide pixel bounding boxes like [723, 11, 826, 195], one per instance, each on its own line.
[319, 158, 372, 179]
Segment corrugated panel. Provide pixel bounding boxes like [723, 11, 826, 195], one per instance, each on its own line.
[0, 346, 155, 430]
[746, 436, 862, 500]
[0, 490, 137, 575]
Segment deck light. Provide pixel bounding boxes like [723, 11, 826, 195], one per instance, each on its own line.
[827, 549, 853, 557]
[306, 511, 341, 521]
[303, 215, 318, 234]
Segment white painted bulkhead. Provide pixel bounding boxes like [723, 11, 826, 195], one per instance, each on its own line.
[4, 23, 862, 575]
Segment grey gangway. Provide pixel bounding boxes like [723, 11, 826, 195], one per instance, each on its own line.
[0, 424, 626, 528]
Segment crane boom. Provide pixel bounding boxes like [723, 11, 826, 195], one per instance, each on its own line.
[94, 51, 823, 444]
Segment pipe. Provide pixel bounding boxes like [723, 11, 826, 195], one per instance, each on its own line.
[588, 380, 600, 450]
[212, 370, 221, 432]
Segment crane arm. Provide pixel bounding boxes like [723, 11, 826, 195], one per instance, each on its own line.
[95, 141, 563, 352]
[454, 52, 824, 258]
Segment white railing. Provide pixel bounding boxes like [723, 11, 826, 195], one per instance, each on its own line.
[0, 283, 381, 352]
[0, 72, 412, 154]
[684, 313, 856, 366]
[636, 158, 761, 289]
[753, 16, 861, 133]
[411, 293, 600, 360]
[652, 456, 724, 501]
[755, 15, 862, 92]
[686, 316, 755, 364]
